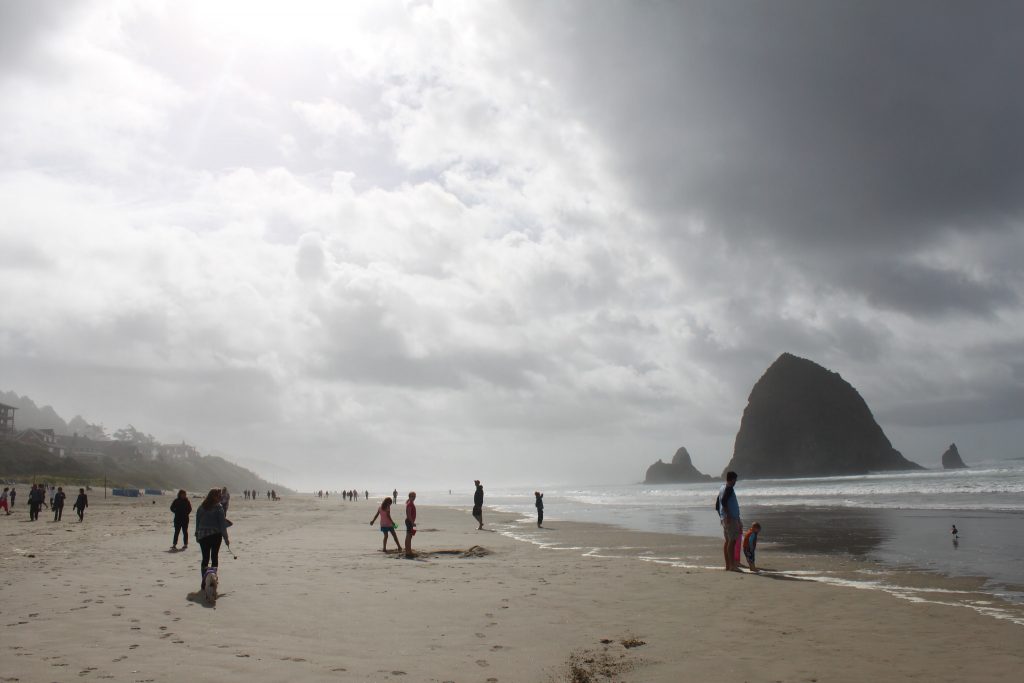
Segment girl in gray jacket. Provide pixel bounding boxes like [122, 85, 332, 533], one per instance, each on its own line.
[195, 488, 231, 592]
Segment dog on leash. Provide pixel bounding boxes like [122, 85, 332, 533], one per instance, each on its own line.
[203, 567, 219, 603]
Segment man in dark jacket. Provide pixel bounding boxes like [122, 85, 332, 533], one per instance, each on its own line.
[73, 488, 88, 522]
[472, 480, 484, 530]
[170, 489, 193, 550]
[52, 487, 66, 522]
[28, 484, 46, 521]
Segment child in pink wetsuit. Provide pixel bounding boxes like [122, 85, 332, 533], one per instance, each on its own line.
[370, 497, 402, 552]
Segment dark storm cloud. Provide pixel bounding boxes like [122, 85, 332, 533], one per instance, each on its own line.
[882, 381, 1024, 426]
[842, 259, 1018, 317]
[519, 1, 1024, 248]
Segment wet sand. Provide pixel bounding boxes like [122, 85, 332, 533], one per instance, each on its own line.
[1, 494, 1021, 681]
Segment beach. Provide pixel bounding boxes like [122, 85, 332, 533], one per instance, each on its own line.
[1, 493, 1021, 682]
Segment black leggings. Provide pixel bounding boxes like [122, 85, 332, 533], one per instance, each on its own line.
[173, 519, 189, 546]
[198, 533, 222, 584]
[54, 505, 63, 521]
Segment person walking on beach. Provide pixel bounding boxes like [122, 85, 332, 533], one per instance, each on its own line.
[28, 484, 43, 521]
[220, 487, 230, 514]
[370, 497, 402, 553]
[716, 471, 742, 572]
[1, 487, 9, 515]
[393, 488, 398, 503]
[535, 491, 544, 528]
[472, 480, 484, 529]
[52, 487, 66, 522]
[73, 488, 88, 521]
[742, 522, 761, 572]
[195, 488, 231, 593]
[9, 487, 15, 508]
[170, 489, 192, 550]
[404, 491, 417, 557]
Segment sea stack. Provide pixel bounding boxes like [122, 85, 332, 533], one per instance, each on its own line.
[722, 353, 923, 478]
[644, 447, 713, 484]
[941, 443, 968, 469]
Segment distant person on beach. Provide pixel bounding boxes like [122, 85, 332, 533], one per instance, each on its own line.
[195, 488, 231, 593]
[170, 490, 192, 550]
[404, 491, 417, 557]
[742, 522, 761, 572]
[8, 487, 15, 508]
[370, 497, 402, 553]
[473, 480, 484, 529]
[951, 524, 959, 539]
[28, 484, 43, 521]
[393, 488, 398, 503]
[52, 487, 66, 522]
[364, 490, 368, 500]
[716, 471, 742, 572]
[535, 491, 544, 528]
[73, 488, 88, 521]
[1, 487, 9, 515]
[220, 487, 230, 514]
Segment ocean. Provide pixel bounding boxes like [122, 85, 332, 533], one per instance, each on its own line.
[466, 460, 1024, 623]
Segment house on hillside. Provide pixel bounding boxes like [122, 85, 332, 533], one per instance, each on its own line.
[0, 402, 16, 437]
[157, 441, 199, 459]
[57, 433, 141, 460]
[14, 428, 65, 456]
[58, 433, 105, 459]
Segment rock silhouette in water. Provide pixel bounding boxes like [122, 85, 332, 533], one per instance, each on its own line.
[941, 443, 968, 469]
[644, 447, 713, 484]
[723, 353, 923, 478]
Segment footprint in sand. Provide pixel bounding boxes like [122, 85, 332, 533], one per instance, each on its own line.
[490, 645, 504, 651]
[476, 660, 490, 667]
[475, 633, 486, 638]
[128, 644, 139, 650]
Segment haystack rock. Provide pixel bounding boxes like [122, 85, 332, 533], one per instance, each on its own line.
[644, 447, 714, 484]
[941, 443, 968, 469]
[722, 353, 923, 478]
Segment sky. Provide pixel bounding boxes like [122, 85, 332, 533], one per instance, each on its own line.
[2, 0, 1023, 491]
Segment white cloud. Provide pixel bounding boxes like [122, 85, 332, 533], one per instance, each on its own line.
[292, 99, 370, 137]
[2, 1, 1022, 489]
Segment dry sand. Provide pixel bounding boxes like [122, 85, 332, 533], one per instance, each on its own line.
[1, 493, 1021, 682]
